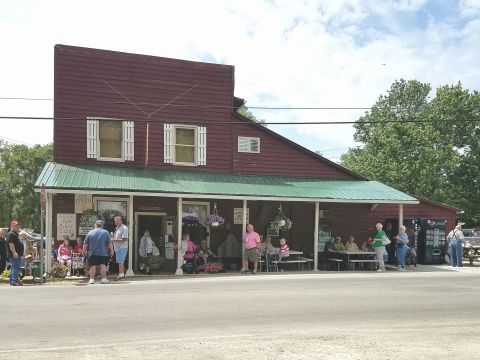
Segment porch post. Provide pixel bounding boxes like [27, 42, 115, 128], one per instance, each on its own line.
[399, 204, 404, 229]
[126, 195, 134, 277]
[175, 197, 184, 275]
[313, 201, 319, 271]
[45, 193, 53, 274]
[242, 199, 247, 268]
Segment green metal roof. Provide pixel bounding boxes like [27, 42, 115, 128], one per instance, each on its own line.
[35, 162, 417, 203]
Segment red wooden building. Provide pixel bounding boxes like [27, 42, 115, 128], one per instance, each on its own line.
[36, 45, 460, 275]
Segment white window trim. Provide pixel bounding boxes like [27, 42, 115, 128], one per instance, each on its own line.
[88, 117, 128, 162]
[238, 136, 261, 153]
[173, 125, 197, 166]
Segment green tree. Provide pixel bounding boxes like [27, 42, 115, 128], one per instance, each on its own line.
[341, 80, 480, 224]
[236, 104, 266, 125]
[0, 142, 53, 230]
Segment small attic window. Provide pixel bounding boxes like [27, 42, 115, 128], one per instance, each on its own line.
[238, 136, 260, 153]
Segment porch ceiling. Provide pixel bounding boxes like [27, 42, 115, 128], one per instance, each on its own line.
[35, 162, 418, 204]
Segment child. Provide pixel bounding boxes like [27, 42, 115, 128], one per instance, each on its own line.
[278, 238, 290, 272]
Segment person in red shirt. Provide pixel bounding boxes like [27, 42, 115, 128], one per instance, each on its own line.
[73, 237, 83, 254]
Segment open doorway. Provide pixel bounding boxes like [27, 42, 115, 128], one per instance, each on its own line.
[134, 212, 166, 272]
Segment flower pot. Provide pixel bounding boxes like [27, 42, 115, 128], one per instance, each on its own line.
[211, 222, 219, 227]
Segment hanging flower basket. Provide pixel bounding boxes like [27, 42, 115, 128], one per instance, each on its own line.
[269, 205, 293, 232]
[204, 203, 225, 227]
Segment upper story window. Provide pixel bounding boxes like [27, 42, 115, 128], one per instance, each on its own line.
[87, 117, 134, 162]
[238, 136, 260, 153]
[164, 124, 206, 166]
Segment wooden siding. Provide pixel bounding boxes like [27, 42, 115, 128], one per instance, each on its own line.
[53, 45, 360, 179]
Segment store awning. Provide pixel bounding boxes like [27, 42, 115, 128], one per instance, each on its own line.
[35, 162, 418, 204]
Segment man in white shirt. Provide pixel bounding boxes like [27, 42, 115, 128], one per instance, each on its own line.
[112, 215, 128, 280]
[447, 224, 464, 268]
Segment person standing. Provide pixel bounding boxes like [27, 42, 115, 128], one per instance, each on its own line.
[83, 220, 113, 284]
[396, 225, 409, 271]
[374, 223, 387, 272]
[7, 220, 24, 286]
[241, 224, 260, 274]
[447, 224, 464, 267]
[0, 229, 7, 273]
[112, 215, 129, 280]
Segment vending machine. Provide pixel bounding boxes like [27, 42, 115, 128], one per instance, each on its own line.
[417, 218, 447, 264]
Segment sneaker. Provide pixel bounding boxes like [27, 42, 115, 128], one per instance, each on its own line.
[280, 269, 285, 272]
[100, 278, 109, 284]
[251, 270, 256, 275]
[88, 279, 95, 284]
[240, 269, 247, 274]
[114, 275, 125, 281]
[377, 269, 384, 272]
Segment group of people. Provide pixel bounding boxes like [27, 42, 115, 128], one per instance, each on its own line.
[324, 223, 415, 271]
[241, 224, 291, 273]
[174, 233, 223, 274]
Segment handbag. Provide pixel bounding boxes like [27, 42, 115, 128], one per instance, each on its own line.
[382, 236, 391, 246]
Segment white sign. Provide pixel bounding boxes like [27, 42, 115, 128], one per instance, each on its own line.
[79, 226, 94, 236]
[233, 208, 250, 225]
[57, 213, 76, 239]
[75, 194, 93, 214]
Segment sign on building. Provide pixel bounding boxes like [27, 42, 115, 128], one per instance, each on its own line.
[75, 194, 93, 214]
[233, 208, 249, 225]
[57, 213, 76, 239]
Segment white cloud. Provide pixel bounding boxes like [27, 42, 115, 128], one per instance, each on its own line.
[0, 0, 479, 162]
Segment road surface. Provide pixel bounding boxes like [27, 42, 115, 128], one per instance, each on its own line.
[1, 266, 480, 359]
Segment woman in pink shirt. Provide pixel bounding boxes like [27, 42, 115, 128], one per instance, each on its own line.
[57, 237, 73, 265]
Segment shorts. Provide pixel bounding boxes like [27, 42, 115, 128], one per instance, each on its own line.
[244, 248, 258, 262]
[115, 247, 128, 263]
[89, 255, 109, 266]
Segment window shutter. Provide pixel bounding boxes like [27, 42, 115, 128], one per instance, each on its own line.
[197, 126, 207, 166]
[250, 138, 260, 152]
[86, 118, 98, 159]
[164, 123, 174, 164]
[123, 121, 134, 161]
[238, 137, 248, 152]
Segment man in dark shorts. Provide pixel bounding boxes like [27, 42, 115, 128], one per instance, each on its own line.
[83, 220, 113, 284]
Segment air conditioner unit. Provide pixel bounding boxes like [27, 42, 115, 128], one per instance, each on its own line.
[319, 210, 331, 219]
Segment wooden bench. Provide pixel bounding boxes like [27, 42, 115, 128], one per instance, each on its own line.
[349, 259, 378, 271]
[326, 258, 343, 271]
[271, 259, 307, 271]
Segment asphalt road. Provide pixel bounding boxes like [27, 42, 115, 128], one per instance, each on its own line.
[1, 266, 480, 359]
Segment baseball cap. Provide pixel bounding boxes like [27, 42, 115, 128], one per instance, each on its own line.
[95, 220, 104, 226]
[10, 220, 20, 227]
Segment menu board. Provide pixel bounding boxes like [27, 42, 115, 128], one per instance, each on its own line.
[233, 208, 250, 225]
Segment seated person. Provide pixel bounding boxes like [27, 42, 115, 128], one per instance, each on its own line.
[324, 237, 339, 259]
[366, 237, 375, 251]
[345, 236, 360, 251]
[57, 236, 73, 265]
[51, 238, 58, 262]
[173, 233, 196, 273]
[277, 238, 290, 271]
[73, 237, 84, 254]
[334, 236, 346, 251]
[258, 236, 277, 252]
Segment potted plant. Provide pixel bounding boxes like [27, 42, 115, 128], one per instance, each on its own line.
[204, 203, 225, 227]
[269, 205, 293, 232]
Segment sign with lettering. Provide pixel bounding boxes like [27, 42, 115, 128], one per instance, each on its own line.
[233, 208, 249, 225]
[75, 194, 93, 214]
[57, 213, 76, 239]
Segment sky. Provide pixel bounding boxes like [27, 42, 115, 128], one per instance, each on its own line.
[1, 0, 480, 162]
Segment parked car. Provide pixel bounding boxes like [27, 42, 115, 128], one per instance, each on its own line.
[461, 229, 480, 247]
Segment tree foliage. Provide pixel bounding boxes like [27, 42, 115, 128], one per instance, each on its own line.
[341, 79, 480, 225]
[0, 142, 53, 231]
[236, 104, 266, 124]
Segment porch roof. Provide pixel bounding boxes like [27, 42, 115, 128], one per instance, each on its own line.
[35, 162, 418, 204]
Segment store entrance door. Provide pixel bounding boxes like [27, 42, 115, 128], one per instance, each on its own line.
[134, 213, 166, 272]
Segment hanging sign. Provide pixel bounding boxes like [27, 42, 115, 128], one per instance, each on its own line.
[75, 194, 93, 214]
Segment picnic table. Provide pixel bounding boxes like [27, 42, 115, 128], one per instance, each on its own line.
[463, 246, 480, 266]
[337, 250, 377, 271]
[265, 250, 313, 271]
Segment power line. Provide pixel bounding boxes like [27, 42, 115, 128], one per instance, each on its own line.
[0, 96, 371, 110]
[0, 115, 477, 125]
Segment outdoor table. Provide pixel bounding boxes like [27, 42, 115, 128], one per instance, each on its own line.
[463, 246, 480, 266]
[337, 250, 377, 270]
